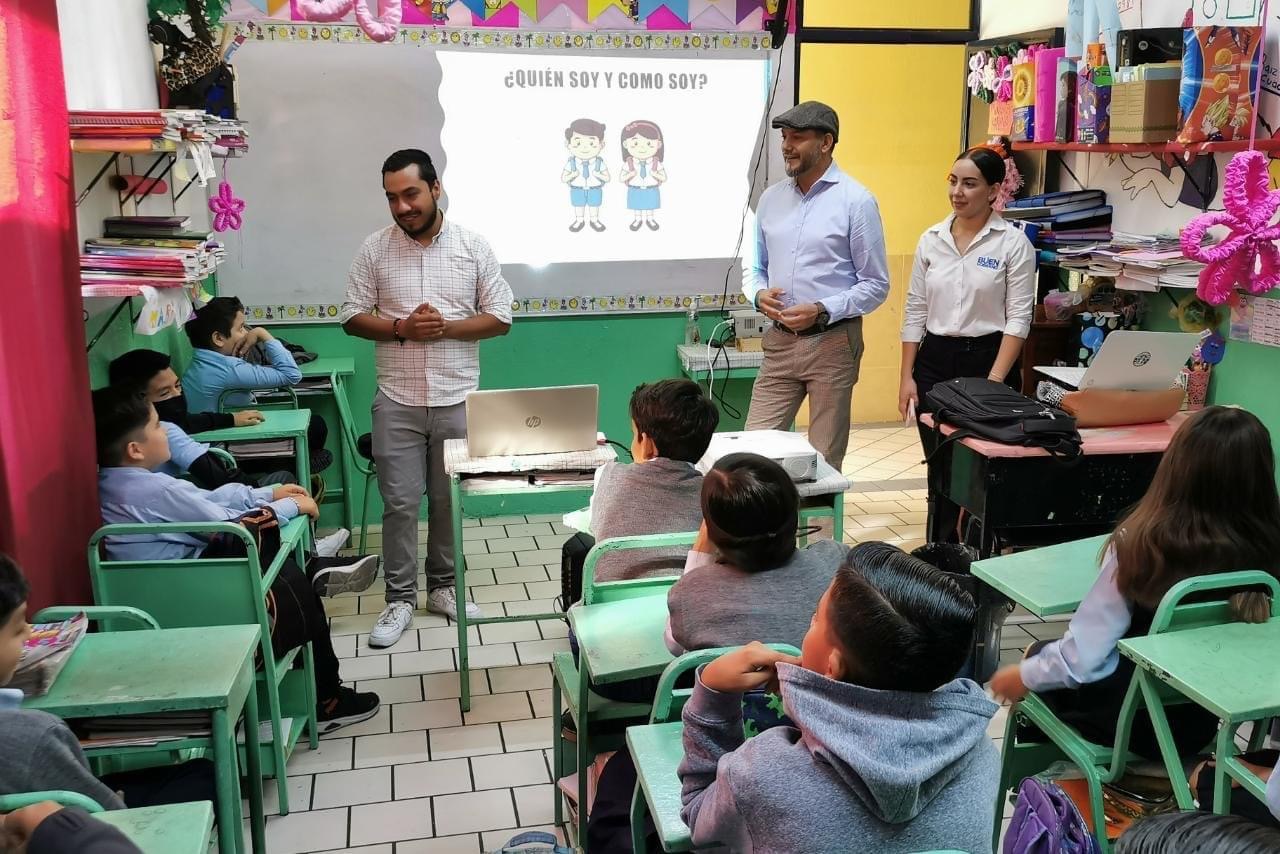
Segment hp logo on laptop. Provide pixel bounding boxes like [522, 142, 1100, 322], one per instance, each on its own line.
[1133, 351, 1151, 367]
[526, 416, 542, 428]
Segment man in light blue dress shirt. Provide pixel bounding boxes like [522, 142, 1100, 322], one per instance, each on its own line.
[743, 101, 890, 471]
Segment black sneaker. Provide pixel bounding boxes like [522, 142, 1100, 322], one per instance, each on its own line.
[311, 448, 334, 474]
[317, 687, 380, 734]
[311, 554, 379, 598]
[560, 709, 577, 742]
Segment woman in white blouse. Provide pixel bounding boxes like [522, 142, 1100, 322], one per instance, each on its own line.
[898, 142, 1037, 421]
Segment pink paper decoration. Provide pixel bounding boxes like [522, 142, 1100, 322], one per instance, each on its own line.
[1181, 149, 1280, 305]
[295, 0, 402, 40]
[209, 180, 246, 232]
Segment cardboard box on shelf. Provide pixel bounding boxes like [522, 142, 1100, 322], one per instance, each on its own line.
[1110, 78, 1180, 142]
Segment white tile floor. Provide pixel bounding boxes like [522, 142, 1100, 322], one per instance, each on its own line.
[255, 425, 1055, 852]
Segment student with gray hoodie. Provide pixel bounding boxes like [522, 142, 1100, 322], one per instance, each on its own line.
[679, 542, 1000, 854]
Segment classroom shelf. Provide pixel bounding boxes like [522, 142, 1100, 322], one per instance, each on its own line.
[71, 139, 180, 154]
[1013, 139, 1280, 157]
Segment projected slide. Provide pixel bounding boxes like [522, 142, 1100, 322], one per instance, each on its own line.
[438, 52, 768, 267]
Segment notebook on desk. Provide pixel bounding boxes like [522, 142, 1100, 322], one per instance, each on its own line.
[465, 385, 599, 457]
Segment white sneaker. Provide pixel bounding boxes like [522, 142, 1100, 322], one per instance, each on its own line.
[311, 554, 379, 598]
[425, 587, 482, 621]
[314, 528, 351, 557]
[368, 602, 414, 648]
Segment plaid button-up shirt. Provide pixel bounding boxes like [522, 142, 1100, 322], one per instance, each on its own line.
[340, 220, 513, 407]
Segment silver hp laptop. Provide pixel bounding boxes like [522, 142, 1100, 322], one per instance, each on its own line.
[465, 385, 599, 457]
[1036, 331, 1200, 391]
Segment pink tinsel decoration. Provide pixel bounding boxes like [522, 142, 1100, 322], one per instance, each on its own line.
[1181, 149, 1280, 304]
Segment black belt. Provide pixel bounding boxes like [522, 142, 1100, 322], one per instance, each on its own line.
[773, 317, 854, 338]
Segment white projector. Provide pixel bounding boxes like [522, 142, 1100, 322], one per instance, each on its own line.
[697, 430, 820, 483]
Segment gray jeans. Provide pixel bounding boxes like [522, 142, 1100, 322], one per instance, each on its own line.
[371, 390, 466, 604]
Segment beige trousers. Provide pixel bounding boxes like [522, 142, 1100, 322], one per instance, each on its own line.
[745, 318, 865, 471]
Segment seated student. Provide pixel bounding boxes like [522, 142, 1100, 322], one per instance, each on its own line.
[0, 553, 216, 812]
[990, 406, 1280, 761]
[1114, 810, 1280, 853]
[108, 348, 264, 435]
[180, 297, 331, 473]
[560, 378, 718, 598]
[91, 387, 379, 731]
[666, 452, 846, 655]
[105, 351, 348, 553]
[678, 543, 999, 853]
[2, 800, 144, 854]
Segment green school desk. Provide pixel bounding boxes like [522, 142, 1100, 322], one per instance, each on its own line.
[569, 595, 675, 686]
[96, 801, 216, 854]
[1120, 619, 1280, 812]
[445, 439, 612, 712]
[970, 534, 1108, 618]
[626, 721, 693, 852]
[24, 625, 265, 854]
[192, 409, 313, 547]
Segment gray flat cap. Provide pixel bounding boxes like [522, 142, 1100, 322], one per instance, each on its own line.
[771, 101, 839, 141]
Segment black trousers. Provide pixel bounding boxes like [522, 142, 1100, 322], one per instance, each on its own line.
[269, 557, 342, 700]
[914, 331, 1020, 544]
[101, 758, 218, 814]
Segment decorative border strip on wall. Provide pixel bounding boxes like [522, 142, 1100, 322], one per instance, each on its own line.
[233, 21, 774, 50]
[245, 292, 749, 322]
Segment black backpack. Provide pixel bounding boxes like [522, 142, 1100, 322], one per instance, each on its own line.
[925, 377, 1083, 460]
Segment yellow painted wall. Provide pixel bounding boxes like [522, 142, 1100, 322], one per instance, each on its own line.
[803, 0, 971, 30]
[797, 42, 965, 423]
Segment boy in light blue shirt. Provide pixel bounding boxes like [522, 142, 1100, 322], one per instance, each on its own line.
[181, 297, 331, 473]
[91, 387, 380, 732]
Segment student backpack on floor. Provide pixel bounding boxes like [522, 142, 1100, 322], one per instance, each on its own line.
[925, 377, 1083, 461]
[1003, 777, 1101, 854]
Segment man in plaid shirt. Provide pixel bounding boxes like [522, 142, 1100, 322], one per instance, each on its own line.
[341, 149, 513, 648]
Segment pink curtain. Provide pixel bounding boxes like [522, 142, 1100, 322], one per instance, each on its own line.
[0, 0, 98, 607]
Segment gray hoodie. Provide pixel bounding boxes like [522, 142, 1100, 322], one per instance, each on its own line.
[679, 663, 1000, 853]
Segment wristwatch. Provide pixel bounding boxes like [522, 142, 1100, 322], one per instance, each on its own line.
[812, 305, 831, 332]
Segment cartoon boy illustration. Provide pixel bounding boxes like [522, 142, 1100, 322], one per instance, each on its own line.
[561, 118, 610, 232]
[619, 120, 666, 231]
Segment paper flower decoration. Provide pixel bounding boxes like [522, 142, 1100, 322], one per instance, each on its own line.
[296, 0, 402, 42]
[208, 180, 245, 232]
[1181, 149, 1280, 305]
[1170, 294, 1224, 333]
[968, 51, 988, 98]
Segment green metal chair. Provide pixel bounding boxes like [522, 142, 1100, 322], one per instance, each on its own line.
[627, 643, 801, 853]
[994, 570, 1280, 852]
[551, 532, 698, 852]
[86, 518, 318, 816]
[331, 373, 378, 553]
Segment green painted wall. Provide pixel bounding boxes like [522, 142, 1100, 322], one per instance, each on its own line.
[85, 304, 753, 527]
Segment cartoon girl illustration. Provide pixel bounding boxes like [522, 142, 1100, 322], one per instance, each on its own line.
[619, 120, 666, 231]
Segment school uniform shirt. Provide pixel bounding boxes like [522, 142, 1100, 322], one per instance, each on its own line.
[743, 160, 890, 323]
[564, 156, 607, 189]
[1019, 548, 1133, 691]
[181, 339, 303, 413]
[158, 421, 210, 477]
[625, 157, 662, 188]
[338, 219, 514, 408]
[901, 212, 1037, 343]
[97, 466, 300, 562]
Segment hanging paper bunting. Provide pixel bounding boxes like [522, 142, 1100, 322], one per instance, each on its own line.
[458, 0, 488, 15]
[735, 0, 763, 23]
[646, 7, 690, 28]
[506, 0, 539, 16]
[639, 0, 689, 20]
[586, 0, 630, 20]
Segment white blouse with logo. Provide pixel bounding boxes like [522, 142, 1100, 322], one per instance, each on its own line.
[900, 212, 1037, 343]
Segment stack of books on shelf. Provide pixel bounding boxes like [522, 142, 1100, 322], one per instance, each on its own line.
[1047, 231, 1206, 291]
[69, 110, 247, 155]
[80, 216, 224, 297]
[1003, 190, 1113, 247]
[75, 712, 213, 749]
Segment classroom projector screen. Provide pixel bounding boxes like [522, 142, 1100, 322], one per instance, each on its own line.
[437, 51, 768, 270]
